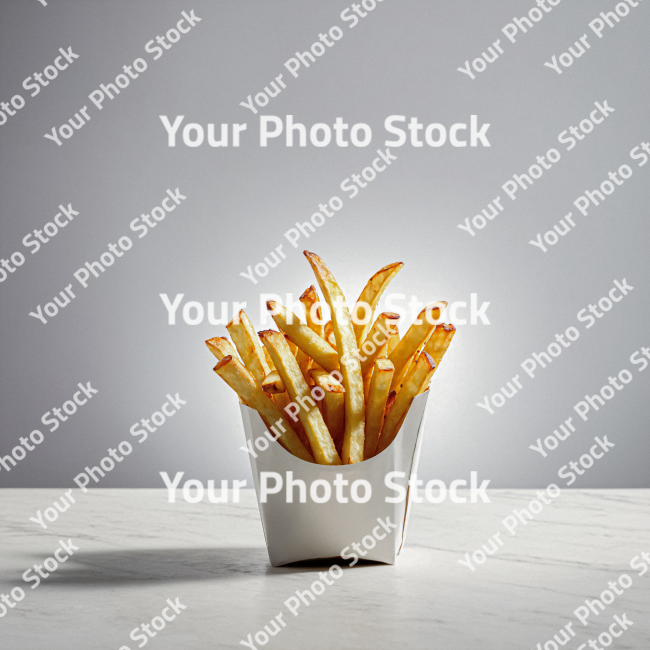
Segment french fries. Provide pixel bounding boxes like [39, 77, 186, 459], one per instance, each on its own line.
[300, 286, 325, 338]
[352, 262, 403, 345]
[227, 310, 270, 384]
[262, 370, 285, 394]
[376, 352, 436, 455]
[310, 369, 345, 456]
[260, 329, 341, 465]
[386, 327, 400, 356]
[206, 337, 239, 362]
[324, 320, 336, 349]
[364, 359, 394, 459]
[213, 355, 314, 463]
[388, 302, 446, 392]
[205, 251, 456, 465]
[267, 301, 339, 372]
[418, 323, 456, 394]
[359, 312, 400, 396]
[305, 251, 365, 465]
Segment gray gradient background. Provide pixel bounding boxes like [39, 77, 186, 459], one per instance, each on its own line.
[0, 0, 648, 490]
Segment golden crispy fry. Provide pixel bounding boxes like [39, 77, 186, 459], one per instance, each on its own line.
[376, 352, 436, 454]
[206, 337, 239, 361]
[262, 344, 276, 372]
[305, 251, 365, 464]
[226, 310, 271, 384]
[296, 348, 313, 384]
[260, 330, 341, 465]
[376, 325, 399, 360]
[206, 337, 246, 404]
[418, 323, 456, 394]
[271, 390, 312, 453]
[262, 370, 285, 394]
[424, 323, 456, 366]
[352, 262, 404, 346]
[384, 390, 396, 420]
[388, 302, 446, 392]
[283, 333, 298, 357]
[213, 356, 314, 463]
[267, 301, 339, 372]
[359, 312, 400, 396]
[310, 369, 345, 456]
[300, 286, 325, 338]
[386, 327, 400, 356]
[324, 320, 337, 350]
[364, 359, 395, 460]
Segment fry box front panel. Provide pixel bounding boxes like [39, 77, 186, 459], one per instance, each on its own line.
[239, 392, 430, 566]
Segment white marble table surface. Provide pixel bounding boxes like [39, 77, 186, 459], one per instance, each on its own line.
[1, 489, 649, 650]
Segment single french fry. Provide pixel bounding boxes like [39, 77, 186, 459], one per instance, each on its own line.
[262, 344, 276, 372]
[324, 320, 337, 350]
[388, 302, 446, 392]
[386, 327, 400, 357]
[424, 323, 456, 366]
[296, 348, 313, 384]
[376, 324, 399, 360]
[213, 356, 314, 463]
[262, 370, 285, 394]
[273, 390, 312, 453]
[260, 330, 341, 465]
[206, 337, 239, 361]
[206, 337, 246, 403]
[267, 301, 339, 372]
[226, 310, 270, 384]
[310, 369, 345, 456]
[300, 286, 325, 338]
[352, 262, 404, 346]
[283, 333, 298, 357]
[298, 288, 322, 381]
[384, 390, 396, 420]
[359, 312, 400, 395]
[364, 359, 395, 459]
[305, 251, 365, 464]
[376, 352, 436, 454]
[418, 323, 456, 394]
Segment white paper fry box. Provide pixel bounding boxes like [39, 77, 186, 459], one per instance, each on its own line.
[239, 391, 430, 567]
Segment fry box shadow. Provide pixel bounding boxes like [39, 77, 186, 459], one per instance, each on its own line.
[266, 557, 387, 574]
[16, 547, 389, 587]
[30, 547, 271, 586]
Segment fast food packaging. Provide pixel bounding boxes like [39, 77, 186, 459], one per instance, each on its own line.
[239, 391, 430, 566]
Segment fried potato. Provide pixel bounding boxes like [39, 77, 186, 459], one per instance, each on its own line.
[206, 337, 246, 403]
[213, 355, 314, 463]
[262, 344, 276, 372]
[267, 301, 339, 372]
[227, 310, 271, 384]
[271, 389, 312, 453]
[359, 312, 400, 396]
[283, 333, 298, 357]
[352, 262, 403, 345]
[388, 302, 446, 392]
[310, 369, 345, 456]
[305, 251, 365, 464]
[384, 390, 396, 419]
[262, 370, 285, 394]
[324, 320, 337, 350]
[418, 323, 456, 394]
[206, 337, 239, 361]
[300, 286, 325, 338]
[260, 330, 341, 465]
[376, 352, 436, 454]
[364, 359, 394, 460]
[386, 327, 400, 356]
